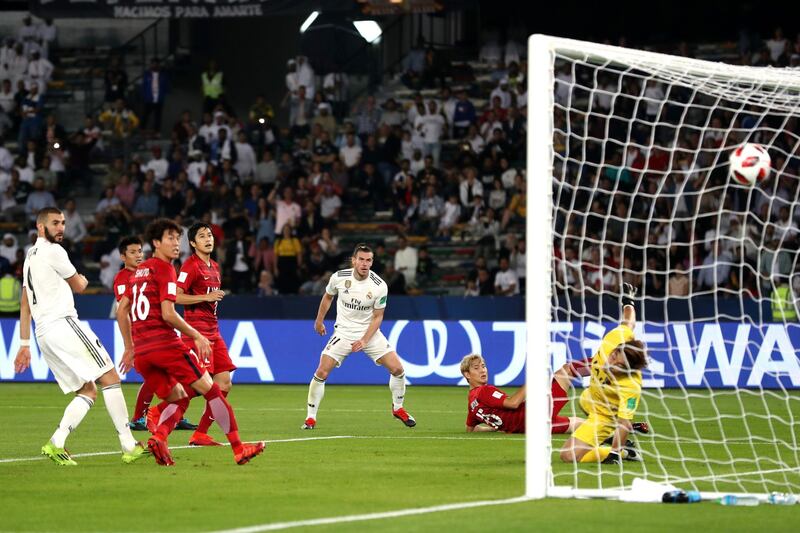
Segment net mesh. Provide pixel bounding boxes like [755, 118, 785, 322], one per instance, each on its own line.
[548, 44, 800, 495]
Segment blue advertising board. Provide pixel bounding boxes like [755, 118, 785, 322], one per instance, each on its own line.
[1, 319, 799, 389]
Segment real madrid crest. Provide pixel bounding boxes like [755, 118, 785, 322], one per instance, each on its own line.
[345, 280, 352, 289]
[366, 291, 373, 299]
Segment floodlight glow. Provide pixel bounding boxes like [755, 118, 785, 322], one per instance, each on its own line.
[354, 20, 382, 43]
[300, 11, 319, 33]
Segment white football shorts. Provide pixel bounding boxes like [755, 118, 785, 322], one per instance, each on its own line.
[321, 330, 394, 367]
[37, 317, 114, 394]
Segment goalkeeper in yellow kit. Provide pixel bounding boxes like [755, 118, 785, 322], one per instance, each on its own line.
[560, 283, 649, 464]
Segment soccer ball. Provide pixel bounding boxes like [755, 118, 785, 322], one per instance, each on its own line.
[729, 143, 771, 186]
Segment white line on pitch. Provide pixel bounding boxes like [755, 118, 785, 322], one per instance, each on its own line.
[0, 435, 520, 464]
[0, 436, 354, 464]
[203, 496, 532, 533]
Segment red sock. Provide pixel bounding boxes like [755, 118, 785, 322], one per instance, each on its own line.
[203, 384, 242, 454]
[196, 389, 228, 435]
[154, 398, 190, 441]
[551, 379, 569, 434]
[132, 382, 155, 421]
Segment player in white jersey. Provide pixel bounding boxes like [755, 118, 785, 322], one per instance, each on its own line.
[13, 207, 148, 466]
[302, 243, 416, 429]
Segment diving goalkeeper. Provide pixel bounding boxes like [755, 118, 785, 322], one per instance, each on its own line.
[559, 282, 648, 464]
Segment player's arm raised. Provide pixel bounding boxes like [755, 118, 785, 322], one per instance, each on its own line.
[176, 287, 225, 306]
[160, 299, 211, 358]
[314, 292, 334, 336]
[116, 296, 135, 374]
[14, 287, 32, 373]
[621, 282, 637, 330]
[502, 384, 526, 409]
[351, 306, 384, 353]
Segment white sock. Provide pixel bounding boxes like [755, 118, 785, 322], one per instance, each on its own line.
[390, 373, 406, 411]
[101, 384, 138, 453]
[51, 394, 93, 448]
[307, 375, 326, 419]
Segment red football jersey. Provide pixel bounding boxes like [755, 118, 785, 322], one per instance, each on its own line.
[466, 385, 525, 434]
[177, 254, 222, 337]
[113, 268, 134, 303]
[127, 257, 186, 357]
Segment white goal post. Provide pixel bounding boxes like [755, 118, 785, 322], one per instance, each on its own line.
[525, 34, 800, 501]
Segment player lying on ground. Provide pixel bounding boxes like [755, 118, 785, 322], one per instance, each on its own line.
[176, 222, 234, 447]
[14, 207, 148, 465]
[303, 243, 416, 429]
[560, 285, 648, 464]
[117, 218, 264, 466]
[113, 236, 196, 433]
[461, 354, 582, 434]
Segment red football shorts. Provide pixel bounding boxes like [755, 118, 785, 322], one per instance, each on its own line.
[183, 334, 236, 375]
[134, 348, 206, 400]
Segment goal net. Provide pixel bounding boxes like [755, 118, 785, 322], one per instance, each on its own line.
[525, 35, 800, 501]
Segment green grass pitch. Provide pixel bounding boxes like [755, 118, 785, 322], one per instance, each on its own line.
[0, 383, 797, 532]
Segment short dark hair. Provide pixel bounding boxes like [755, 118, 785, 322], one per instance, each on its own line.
[352, 243, 373, 257]
[620, 339, 648, 371]
[118, 236, 143, 255]
[36, 207, 62, 225]
[188, 222, 213, 248]
[145, 218, 182, 248]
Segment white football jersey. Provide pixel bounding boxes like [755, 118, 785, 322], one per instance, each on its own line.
[325, 269, 388, 336]
[22, 237, 79, 336]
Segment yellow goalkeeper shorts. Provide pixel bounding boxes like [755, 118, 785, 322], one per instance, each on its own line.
[573, 413, 616, 447]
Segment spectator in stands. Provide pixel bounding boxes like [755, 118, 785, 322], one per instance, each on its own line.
[472, 205, 500, 259]
[273, 186, 301, 234]
[439, 194, 461, 238]
[356, 95, 382, 141]
[103, 56, 127, 104]
[510, 239, 526, 292]
[312, 102, 337, 140]
[339, 132, 362, 173]
[479, 32, 502, 65]
[224, 226, 253, 294]
[250, 236, 276, 279]
[288, 85, 312, 139]
[0, 233, 18, 264]
[668, 267, 690, 296]
[299, 241, 329, 295]
[401, 36, 427, 89]
[295, 55, 315, 100]
[414, 100, 446, 167]
[132, 178, 159, 226]
[317, 184, 341, 224]
[766, 28, 790, 64]
[18, 81, 42, 147]
[36, 18, 57, 58]
[17, 15, 37, 55]
[65, 130, 95, 193]
[255, 149, 278, 189]
[421, 47, 446, 89]
[232, 130, 256, 181]
[99, 98, 139, 141]
[494, 257, 519, 296]
[141, 58, 168, 134]
[7, 43, 27, 89]
[380, 98, 404, 128]
[274, 223, 302, 294]
[26, 50, 52, 94]
[201, 59, 225, 113]
[257, 269, 277, 296]
[453, 89, 477, 139]
[394, 236, 418, 287]
[24, 176, 54, 221]
[322, 67, 348, 120]
[383, 261, 407, 295]
[501, 176, 525, 230]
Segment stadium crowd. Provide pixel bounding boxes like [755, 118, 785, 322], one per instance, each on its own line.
[5, 14, 800, 300]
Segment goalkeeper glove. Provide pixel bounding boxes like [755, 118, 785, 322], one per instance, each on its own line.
[622, 282, 637, 308]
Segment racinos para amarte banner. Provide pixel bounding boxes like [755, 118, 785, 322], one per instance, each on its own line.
[29, 0, 331, 19]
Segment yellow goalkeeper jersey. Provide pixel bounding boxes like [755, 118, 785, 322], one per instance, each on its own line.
[582, 324, 642, 420]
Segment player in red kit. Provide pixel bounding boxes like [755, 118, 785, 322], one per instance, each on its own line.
[117, 218, 264, 466]
[114, 237, 196, 433]
[176, 223, 232, 447]
[461, 354, 528, 433]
